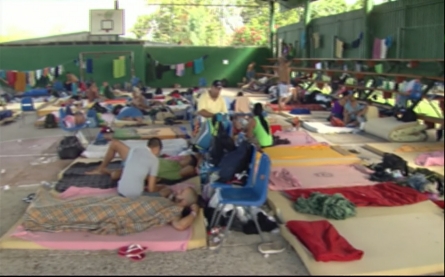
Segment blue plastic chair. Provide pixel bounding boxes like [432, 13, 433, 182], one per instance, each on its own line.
[210, 153, 271, 242]
[58, 107, 91, 142]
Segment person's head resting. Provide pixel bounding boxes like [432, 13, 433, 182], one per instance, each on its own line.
[253, 102, 263, 116]
[178, 154, 199, 167]
[147, 137, 163, 156]
[209, 80, 223, 98]
[174, 187, 198, 208]
[237, 91, 244, 97]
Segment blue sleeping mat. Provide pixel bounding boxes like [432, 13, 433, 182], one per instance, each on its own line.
[22, 89, 49, 97]
[290, 108, 311, 115]
[0, 110, 13, 120]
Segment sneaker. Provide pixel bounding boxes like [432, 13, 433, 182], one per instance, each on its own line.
[208, 234, 223, 251]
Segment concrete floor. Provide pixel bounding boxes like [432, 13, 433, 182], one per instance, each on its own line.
[0, 94, 442, 275]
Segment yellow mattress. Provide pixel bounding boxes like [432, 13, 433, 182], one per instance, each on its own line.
[363, 142, 444, 177]
[112, 118, 188, 127]
[5, 101, 49, 112]
[37, 105, 59, 117]
[0, 158, 207, 251]
[268, 191, 444, 275]
[262, 145, 360, 165]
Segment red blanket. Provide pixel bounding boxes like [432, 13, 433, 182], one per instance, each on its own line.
[285, 183, 429, 207]
[266, 103, 325, 112]
[286, 220, 364, 262]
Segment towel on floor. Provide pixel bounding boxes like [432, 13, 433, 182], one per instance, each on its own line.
[294, 193, 357, 220]
[193, 57, 204, 74]
[286, 220, 364, 262]
[285, 182, 429, 207]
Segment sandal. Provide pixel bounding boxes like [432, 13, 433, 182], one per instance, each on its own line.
[117, 244, 147, 256]
[126, 253, 146, 261]
[22, 193, 35, 203]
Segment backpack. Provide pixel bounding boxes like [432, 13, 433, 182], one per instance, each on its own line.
[155, 87, 163, 95]
[44, 113, 58, 128]
[395, 108, 417, 123]
[57, 136, 85, 160]
[381, 153, 409, 176]
[112, 104, 124, 116]
[217, 141, 253, 184]
[208, 119, 235, 166]
[91, 102, 107, 114]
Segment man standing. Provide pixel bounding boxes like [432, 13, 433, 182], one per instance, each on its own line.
[277, 57, 292, 111]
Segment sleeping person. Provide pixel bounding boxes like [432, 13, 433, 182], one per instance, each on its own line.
[113, 105, 144, 124]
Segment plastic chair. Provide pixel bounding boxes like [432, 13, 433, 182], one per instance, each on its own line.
[20, 97, 36, 126]
[210, 153, 271, 243]
[58, 107, 91, 143]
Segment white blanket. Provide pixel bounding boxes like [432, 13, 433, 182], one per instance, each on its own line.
[302, 122, 355, 134]
[82, 139, 188, 159]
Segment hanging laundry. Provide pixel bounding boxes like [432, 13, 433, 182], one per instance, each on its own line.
[49, 67, 55, 76]
[176, 63, 185, 77]
[300, 32, 306, 49]
[312, 33, 320, 49]
[372, 38, 381, 59]
[170, 64, 176, 70]
[113, 59, 121, 79]
[380, 39, 388, 59]
[58, 65, 64, 75]
[6, 71, 17, 87]
[185, 61, 193, 68]
[193, 57, 204, 75]
[351, 32, 364, 48]
[385, 36, 393, 48]
[315, 62, 322, 70]
[54, 67, 60, 78]
[119, 57, 126, 78]
[28, 71, 36, 87]
[43, 68, 49, 76]
[335, 38, 344, 58]
[0, 70, 5, 79]
[355, 62, 362, 72]
[14, 72, 27, 92]
[86, 59, 94, 74]
[35, 69, 42, 80]
[374, 64, 383, 74]
[155, 64, 170, 79]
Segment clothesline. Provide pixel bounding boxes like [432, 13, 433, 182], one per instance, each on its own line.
[0, 59, 75, 72]
[148, 53, 209, 67]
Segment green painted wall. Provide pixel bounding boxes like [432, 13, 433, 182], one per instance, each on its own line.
[0, 45, 145, 85]
[144, 46, 272, 88]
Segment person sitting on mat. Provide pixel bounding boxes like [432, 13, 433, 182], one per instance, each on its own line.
[100, 81, 116, 100]
[343, 96, 369, 129]
[330, 90, 352, 120]
[246, 103, 273, 149]
[86, 82, 100, 103]
[62, 97, 86, 128]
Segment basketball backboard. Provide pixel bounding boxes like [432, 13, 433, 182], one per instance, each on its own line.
[89, 9, 125, 36]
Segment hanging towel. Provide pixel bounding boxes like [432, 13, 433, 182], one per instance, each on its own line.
[312, 33, 320, 49]
[351, 32, 364, 48]
[86, 59, 94, 74]
[43, 68, 49, 76]
[54, 67, 60, 78]
[35, 70, 42, 80]
[113, 59, 121, 79]
[28, 71, 36, 87]
[355, 63, 362, 72]
[6, 71, 17, 87]
[14, 72, 27, 92]
[380, 39, 388, 59]
[185, 61, 193, 68]
[372, 38, 381, 59]
[300, 31, 306, 49]
[335, 38, 344, 58]
[58, 65, 64, 75]
[315, 62, 322, 70]
[49, 67, 55, 76]
[0, 70, 5, 79]
[176, 63, 185, 77]
[375, 64, 384, 74]
[193, 57, 204, 74]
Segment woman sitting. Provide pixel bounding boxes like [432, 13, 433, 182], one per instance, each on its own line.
[246, 103, 273, 148]
[343, 96, 368, 129]
[330, 90, 352, 120]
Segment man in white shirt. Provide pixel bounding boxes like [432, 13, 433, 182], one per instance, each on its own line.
[86, 137, 163, 196]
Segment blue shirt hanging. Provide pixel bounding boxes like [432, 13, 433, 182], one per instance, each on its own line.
[86, 59, 93, 74]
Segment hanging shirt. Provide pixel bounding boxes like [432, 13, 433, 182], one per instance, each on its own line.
[176, 64, 185, 77]
[193, 58, 204, 74]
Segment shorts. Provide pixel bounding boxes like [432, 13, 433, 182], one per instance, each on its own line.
[278, 83, 290, 98]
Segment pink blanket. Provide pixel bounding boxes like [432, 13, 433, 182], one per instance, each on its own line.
[269, 165, 376, 191]
[414, 151, 444, 167]
[12, 184, 196, 252]
[273, 131, 322, 146]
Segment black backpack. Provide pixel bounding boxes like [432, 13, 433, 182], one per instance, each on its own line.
[57, 136, 85, 160]
[91, 102, 107, 114]
[44, 113, 58, 128]
[208, 120, 235, 166]
[217, 141, 253, 184]
[155, 88, 163, 95]
[395, 108, 417, 123]
[382, 153, 409, 176]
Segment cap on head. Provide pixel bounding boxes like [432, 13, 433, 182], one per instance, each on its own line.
[212, 80, 223, 88]
[100, 127, 114, 134]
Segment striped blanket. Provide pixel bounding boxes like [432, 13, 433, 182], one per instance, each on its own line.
[22, 189, 183, 235]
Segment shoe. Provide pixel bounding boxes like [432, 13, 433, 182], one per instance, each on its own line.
[208, 234, 223, 251]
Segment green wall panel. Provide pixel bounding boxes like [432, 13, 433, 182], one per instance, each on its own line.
[0, 45, 145, 85]
[144, 46, 272, 88]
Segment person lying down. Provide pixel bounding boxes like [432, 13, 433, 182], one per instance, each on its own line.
[22, 185, 200, 234]
[86, 138, 198, 192]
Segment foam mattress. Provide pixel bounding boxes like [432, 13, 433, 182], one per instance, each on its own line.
[364, 117, 427, 142]
[113, 127, 188, 140]
[302, 121, 355, 134]
[268, 191, 444, 275]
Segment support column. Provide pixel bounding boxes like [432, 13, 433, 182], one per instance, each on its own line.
[302, 0, 312, 59]
[269, 0, 276, 55]
[363, 0, 374, 58]
[114, 0, 120, 41]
